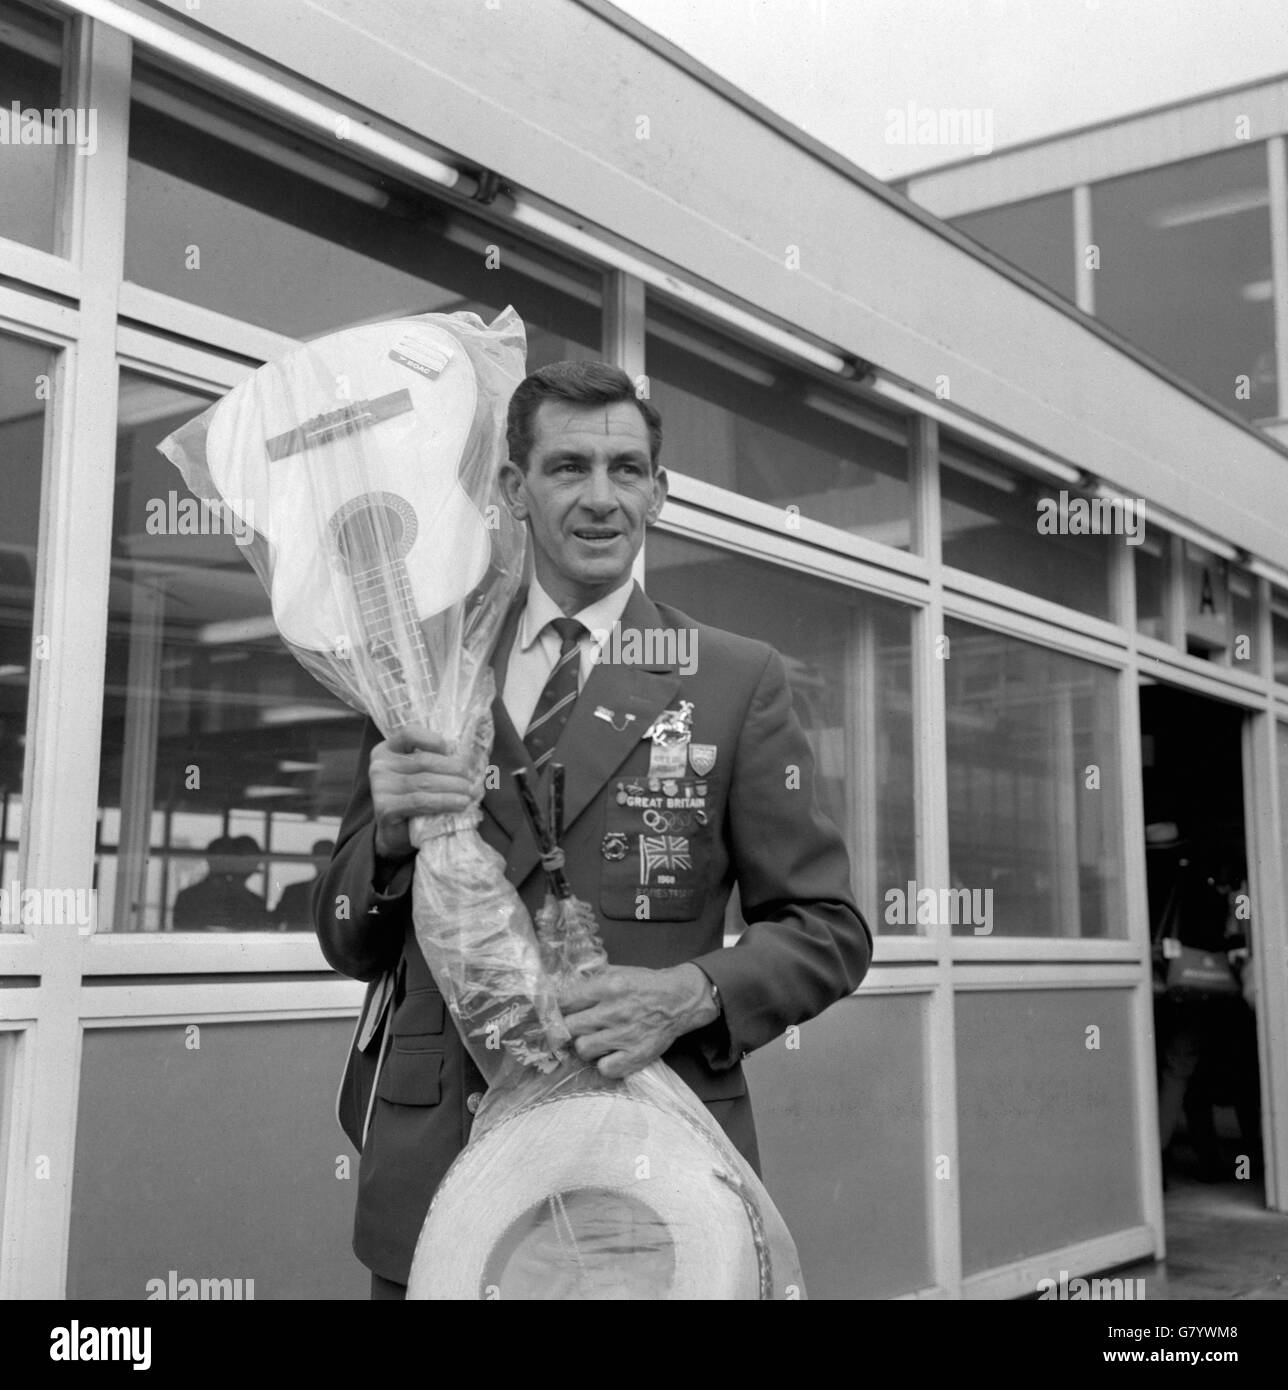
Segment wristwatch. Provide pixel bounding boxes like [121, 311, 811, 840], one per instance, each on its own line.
[700, 969, 722, 1017]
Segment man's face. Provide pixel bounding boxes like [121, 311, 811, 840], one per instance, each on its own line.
[501, 398, 667, 612]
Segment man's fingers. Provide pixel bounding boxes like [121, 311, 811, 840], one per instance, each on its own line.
[383, 726, 448, 755]
[374, 750, 472, 782]
[558, 980, 607, 1014]
[562, 1002, 614, 1037]
[573, 1031, 612, 1061]
[596, 1051, 642, 1081]
[557, 968, 628, 1014]
[371, 764, 476, 803]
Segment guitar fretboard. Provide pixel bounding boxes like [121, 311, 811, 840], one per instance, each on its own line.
[350, 557, 435, 730]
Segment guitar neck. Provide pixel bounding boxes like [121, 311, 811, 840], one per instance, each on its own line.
[349, 557, 435, 730]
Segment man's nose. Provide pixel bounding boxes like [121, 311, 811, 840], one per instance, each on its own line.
[582, 464, 618, 511]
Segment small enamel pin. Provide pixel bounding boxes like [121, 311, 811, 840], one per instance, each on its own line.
[594, 705, 636, 732]
[688, 743, 717, 776]
[644, 699, 695, 746]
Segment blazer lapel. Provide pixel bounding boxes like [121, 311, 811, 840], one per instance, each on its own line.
[481, 597, 529, 846]
[504, 585, 680, 887]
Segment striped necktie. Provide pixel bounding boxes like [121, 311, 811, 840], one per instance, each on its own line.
[524, 617, 587, 771]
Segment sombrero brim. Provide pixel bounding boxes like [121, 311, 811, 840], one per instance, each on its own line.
[408, 1088, 782, 1300]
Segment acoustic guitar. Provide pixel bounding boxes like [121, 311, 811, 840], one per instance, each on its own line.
[203, 318, 493, 729]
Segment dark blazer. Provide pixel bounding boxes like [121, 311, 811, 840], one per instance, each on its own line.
[315, 583, 871, 1283]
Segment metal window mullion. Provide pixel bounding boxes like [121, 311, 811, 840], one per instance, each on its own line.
[1109, 513, 1135, 634]
[846, 612, 878, 928]
[116, 282, 298, 368]
[1119, 652, 1166, 1258]
[611, 271, 648, 584]
[1244, 704, 1288, 1212]
[912, 415, 961, 1297]
[1164, 533, 1187, 651]
[1073, 184, 1095, 315]
[8, 17, 133, 1299]
[603, 270, 645, 381]
[653, 504, 931, 608]
[0, 239, 81, 301]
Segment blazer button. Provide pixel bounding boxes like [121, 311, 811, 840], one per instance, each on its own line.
[466, 1091, 484, 1115]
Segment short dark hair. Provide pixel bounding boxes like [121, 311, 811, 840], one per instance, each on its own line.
[506, 359, 662, 471]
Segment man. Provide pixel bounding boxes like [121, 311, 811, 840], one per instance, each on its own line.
[272, 838, 335, 931]
[173, 834, 268, 931]
[315, 360, 871, 1298]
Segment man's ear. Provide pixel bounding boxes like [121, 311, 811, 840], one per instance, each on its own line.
[499, 459, 528, 518]
[647, 466, 668, 524]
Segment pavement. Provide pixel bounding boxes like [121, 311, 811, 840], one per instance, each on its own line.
[1119, 1170, 1288, 1300]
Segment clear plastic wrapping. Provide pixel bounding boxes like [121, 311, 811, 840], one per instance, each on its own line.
[158, 306, 564, 1079]
[409, 977, 807, 1299]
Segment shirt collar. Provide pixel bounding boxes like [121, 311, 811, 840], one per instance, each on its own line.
[518, 575, 636, 652]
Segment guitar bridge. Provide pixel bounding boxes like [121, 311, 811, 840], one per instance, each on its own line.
[265, 388, 413, 461]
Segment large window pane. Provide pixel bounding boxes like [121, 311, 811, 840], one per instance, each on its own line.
[945, 619, 1123, 938]
[0, 331, 51, 927]
[0, 1, 67, 252]
[645, 303, 914, 551]
[941, 436, 1115, 618]
[96, 371, 363, 932]
[952, 190, 1076, 302]
[1092, 146, 1275, 421]
[646, 531, 915, 934]
[125, 63, 601, 358]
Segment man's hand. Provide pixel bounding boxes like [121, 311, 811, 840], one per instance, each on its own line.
[557, 964, 719, 1080]
[370, 726, 481, 862]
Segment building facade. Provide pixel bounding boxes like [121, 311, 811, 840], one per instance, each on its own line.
[897, 75, 1288, 442]
[1, 0, 1287, 1299]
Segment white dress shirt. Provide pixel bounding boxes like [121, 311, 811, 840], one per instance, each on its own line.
[502, 576, 635, 736]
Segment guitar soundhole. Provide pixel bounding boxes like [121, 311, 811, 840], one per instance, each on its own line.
[329, 491, 418, 574]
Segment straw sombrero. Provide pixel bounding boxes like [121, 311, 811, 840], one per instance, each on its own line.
[408, 1081, 798, 1300]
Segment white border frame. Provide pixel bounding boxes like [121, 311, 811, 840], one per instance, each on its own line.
[0, 0, 1282, 1300]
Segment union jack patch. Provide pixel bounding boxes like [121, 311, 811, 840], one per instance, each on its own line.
[639, 834, 691, 885]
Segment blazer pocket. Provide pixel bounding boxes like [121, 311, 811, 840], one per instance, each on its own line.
[376, 1047, 444, 1107]
[599, 782, 715, 923]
